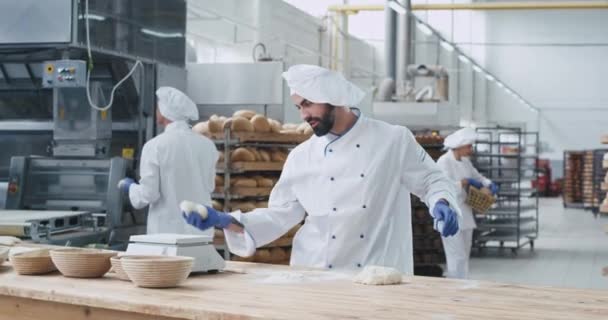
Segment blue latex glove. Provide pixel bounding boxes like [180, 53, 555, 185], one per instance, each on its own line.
[489, 182, 499, 195]
[433, 200, 459, 237]
[466, 178, 484, 189]
[117, 178, 135, 194]
[182, 206, 233, 231]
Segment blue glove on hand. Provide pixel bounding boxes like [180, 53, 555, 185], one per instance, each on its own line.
[182, 206, 233, 231]
[117, 178, 135, 194]
[489, 182, 499, 195]
[432, 200, 459, 237]
[466, 178, 484, 189]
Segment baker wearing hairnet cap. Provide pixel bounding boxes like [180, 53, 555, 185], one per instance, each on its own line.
[436, 127, 498, 279]
[183, 65, 461, 274]
[118, 87, 218, 235]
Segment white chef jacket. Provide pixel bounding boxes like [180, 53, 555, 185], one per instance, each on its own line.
[129, 121, 218, 235]
[436, 150, 492, 230]
[224, 112, 459, 274]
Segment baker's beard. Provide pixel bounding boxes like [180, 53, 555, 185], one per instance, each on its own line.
[307, 105, 336, 137]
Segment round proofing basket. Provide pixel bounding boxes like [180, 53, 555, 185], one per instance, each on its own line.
[10, 249, 57, 275]
[121, 255, 194, 288]
[50, 249, 117, 278]
[466, 187, 496, 214]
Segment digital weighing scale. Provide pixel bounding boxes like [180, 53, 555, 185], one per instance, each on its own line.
[126, 233, 225, 273]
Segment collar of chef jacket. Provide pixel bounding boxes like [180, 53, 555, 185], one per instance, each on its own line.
[318, 108, 362, 156]
[163, 120, 190, 133]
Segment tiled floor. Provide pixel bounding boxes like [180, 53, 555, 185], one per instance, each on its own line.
[469, 198, 608, 289]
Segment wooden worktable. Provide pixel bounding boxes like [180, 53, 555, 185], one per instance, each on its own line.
[1, 258, 607, 320]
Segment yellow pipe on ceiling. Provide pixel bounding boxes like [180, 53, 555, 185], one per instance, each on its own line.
[328, 1, 608, 13]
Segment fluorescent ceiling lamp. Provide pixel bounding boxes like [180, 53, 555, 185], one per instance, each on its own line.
[440, 41, 455, 52]
[486, 74, 495, 82]
[388, 1, 407, 15]
[496, 82, 504, 88]
[79, 14, 106, 21]
[472, 65, 482, 73]
[141, 28, 183, 38]
[416, 22, 433, 36]
[458, 55, 471, 64]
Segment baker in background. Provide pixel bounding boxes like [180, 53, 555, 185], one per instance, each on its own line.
[436, 127, 498, 279]
[118, 87, 218, 234]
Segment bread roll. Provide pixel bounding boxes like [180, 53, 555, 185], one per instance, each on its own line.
[253, 175, 274, 187]
[215, 175, 224, 187]
[254, 249, 271, 263]
[271, 149, 287, 162]
[282, 123, 299, 130]
[211, 200, 223, 211]
[280, 129, 298, 135]
[268, 119, 282, 133]
[218, 152, 225, 163]
[258, 149, 271, 162]
[231, 177, 258, 188]
[231, 201, 257, 213]
[231, 148, 256, 162]
[269, 247, 287, 263]
[232, 255, 255, 262]
[296, 122, 311, 134]
[234, 110, 257, 120]
[287, 224, 301, 237]
[247, 147, 262, 161]
[208, 115, 224, 133]
[192, 121, 209, 135]
[255, 201, 269, 208]
[231, 116, 254, 132]
[251, 115, 271, 133]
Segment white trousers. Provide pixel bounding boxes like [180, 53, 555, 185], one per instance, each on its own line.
[441, 229, 474, 279]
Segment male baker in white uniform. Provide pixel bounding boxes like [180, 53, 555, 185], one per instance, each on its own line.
[184, 65, 461, 274]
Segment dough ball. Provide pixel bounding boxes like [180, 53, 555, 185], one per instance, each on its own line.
[233, 110, 257, 120]
[179, 201, 208, 219]
[231, 116, 254, 132]
[353, 266, 403, 286]
[251, 115, 271, 133]
[231, 148, 256, 162]
[192, 121, 209, 135]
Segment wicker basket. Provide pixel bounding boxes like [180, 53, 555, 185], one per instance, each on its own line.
[121, 255, 194, 288]
[465, 186, 496, 214]
[50, 248, 117, 278]
[10, 249, 57, 275]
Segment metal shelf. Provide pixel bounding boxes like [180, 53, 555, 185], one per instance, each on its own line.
[473, 128, 539, 254]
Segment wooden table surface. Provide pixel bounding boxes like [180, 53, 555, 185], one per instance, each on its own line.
[1, 255, 608, 320]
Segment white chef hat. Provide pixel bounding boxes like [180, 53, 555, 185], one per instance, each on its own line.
[156, 87, 199, 122]
[444, 128, 478, 149]
[282, 64, 365, 107]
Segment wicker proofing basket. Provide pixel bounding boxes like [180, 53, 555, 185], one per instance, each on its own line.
[121, 255, 194, 288]
[10, 249, 57, 275]
[50, 248, 117, 278]
[466, 186, 496, 214]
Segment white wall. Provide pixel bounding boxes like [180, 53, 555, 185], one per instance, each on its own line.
[187, 0, 382, 123]
[482, 9, 608, 159]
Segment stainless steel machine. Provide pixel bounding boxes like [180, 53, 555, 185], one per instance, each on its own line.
[0, 0, 188, 248]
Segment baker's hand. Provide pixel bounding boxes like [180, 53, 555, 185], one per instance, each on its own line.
[466, 178, 484, 189]
[432, 200, 459, 237]
[182, 206, 235, 231]
[489, 182, 499, 195]
[117, 178, 135, 194]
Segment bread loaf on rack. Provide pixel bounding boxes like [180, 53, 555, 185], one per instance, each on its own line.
[251, 115, 271, 133]
[231, 148, 256, 162]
